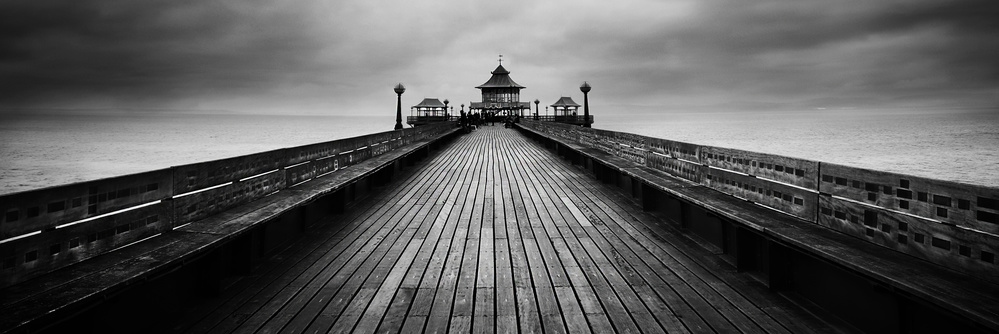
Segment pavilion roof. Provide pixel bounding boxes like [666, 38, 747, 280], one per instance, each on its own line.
[412, 98, 446, 108]
[550, 96, 580, 107]
[476, 64, 526, 89]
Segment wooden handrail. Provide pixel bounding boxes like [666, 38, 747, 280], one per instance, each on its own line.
[519, 119, 999, 282]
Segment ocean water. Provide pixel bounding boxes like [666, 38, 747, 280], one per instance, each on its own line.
[2, 109, 998, 195]
[599, 108, 999, 187]
[0, 113, 389, 195]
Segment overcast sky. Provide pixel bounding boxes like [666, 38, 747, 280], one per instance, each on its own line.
[1, 0, 997, 116]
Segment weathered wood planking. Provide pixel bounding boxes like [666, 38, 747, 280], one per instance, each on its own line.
[538, 122, 580, 144]
[0, 123, 456, 290]
[284, 131, 406, 187]
[172, 149, 285, 195]
[645, 153, 705, 184]
[700, 145, 819, 190]
[284, 140, 343, 166]
[0, 123, 454, 243]
[609, 130, 648, 165]
[819, 195, 998, 281]
[590, 129, 623, 162]
[643, 136, 704, 183]
[820, 162, 999, 235]
[705, 168, 817, 221]
[521, 120, 999, 283]
[645, 137, 701, 163]
[284, 161, 317, 186]
[147, 126, 858, 334]
[171, 171, 286, 227]
[575, 127, 595, 148]
[1, 169, 172, 239]
[0, 201, 170, 287]
[520, 120, 999, 331]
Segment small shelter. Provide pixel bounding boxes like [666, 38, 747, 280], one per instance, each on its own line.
[549, 96, 591, 126]
[407, 98, 451, 126]
[550, 97, 580, 116]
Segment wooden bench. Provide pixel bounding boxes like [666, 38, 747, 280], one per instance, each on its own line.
[0, 128, 459, 333]
[517, 123, 999, 333]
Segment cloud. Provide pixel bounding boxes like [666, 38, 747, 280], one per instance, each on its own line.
[1, 0, 996, 115]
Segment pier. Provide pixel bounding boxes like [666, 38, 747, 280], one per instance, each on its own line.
[153, 126, 838, 333]
[2, 122, 999, 333]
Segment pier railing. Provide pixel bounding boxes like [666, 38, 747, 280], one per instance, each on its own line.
[0, 122, 457, 288]
[519, 119, 999, 282]
[531, 115, 594, 125]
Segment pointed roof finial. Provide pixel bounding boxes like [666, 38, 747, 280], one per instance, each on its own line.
[498, 54, 503, 66]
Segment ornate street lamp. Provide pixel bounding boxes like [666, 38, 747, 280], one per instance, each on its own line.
[443, 99, 450, 119]
[580, 81, 591, 128]
[394, 83, 406, 130]
[534, 99, 539, 120]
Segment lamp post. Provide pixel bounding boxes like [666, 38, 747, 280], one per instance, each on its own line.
[534, 99, 539, 120]
[580, 81, 591, 128]
[545, 106, 549, 120]
[443, 99, 449, 120]
[394, 83, 405, 130]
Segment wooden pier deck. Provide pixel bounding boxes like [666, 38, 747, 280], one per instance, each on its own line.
[161, 126, 843, 334]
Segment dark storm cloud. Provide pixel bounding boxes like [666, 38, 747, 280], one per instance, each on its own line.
[562, 0, 999, 110]
[0, 0, 332, 109]
[1, 0, 996, 115]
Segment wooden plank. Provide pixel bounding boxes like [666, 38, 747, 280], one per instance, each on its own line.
[181, 187, 404, 333]
[564, 171, 762, 333]
[118, 126, 933, 334]
[515, 286, 543, 333]
[171, 170, 285, 226]
[1, 201, 170, 288]
[353, 239, 423, 334]
[819, 195, 999, 281]
[1, 168, 172, 240]
[422, 135, 488, 334]
[705, 167, 817, 221]
[291, 160, 456, 333]
[820, 161, 999, 235]
[701, 145, 819, 190]
[375, 287, 415, 333]
[561, 149, 831, 333]
[477, 231, 496, 288]
[473, 287, 495, 333]
[448, 315, 471, 333]
[172, 149, 284, 194]
[557, 230, 641, 333]
[230, 142, 460, 328]
[252, 202, 416, 333]
[520, 134, 740, 328]
[139, 130, 458, 334]
[555, 286, 591, 334]
[399, 315, 426, 334]
[560, 197, 593, 227]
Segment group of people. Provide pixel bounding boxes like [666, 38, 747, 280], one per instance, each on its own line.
[458, 111, 521, 132]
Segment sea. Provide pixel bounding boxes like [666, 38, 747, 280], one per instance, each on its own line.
[2, 109, 998, 195]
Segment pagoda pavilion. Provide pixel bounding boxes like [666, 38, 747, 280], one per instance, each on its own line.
[468, 60, 530, 120]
